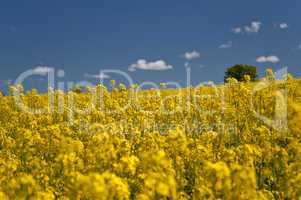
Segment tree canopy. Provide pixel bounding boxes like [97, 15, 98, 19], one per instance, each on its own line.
[224, 64, 258, 82]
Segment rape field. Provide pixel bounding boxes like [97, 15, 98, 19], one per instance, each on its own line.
[0, 71, 301, 199]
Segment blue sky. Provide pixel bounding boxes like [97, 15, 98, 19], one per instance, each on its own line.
[0, 0, 300, 91]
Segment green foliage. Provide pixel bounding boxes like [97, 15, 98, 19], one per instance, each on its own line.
[225, 64, 258, 82]
[71, 85, 85, 94]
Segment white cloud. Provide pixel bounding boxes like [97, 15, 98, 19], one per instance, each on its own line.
[219, 41, 232, 49]
[129, 59, 172, 71]
[298, 43, 301, 50]
[232, 21, 262, 34]
[279, 23, 288, 29]
[231, 27, 242, 34]
[256, 55, 280, 63]
[183, 50, 201, 60]
[244, 21, 262, 33]
[32, 66, 53, 75]
[84, 72, 110, 79]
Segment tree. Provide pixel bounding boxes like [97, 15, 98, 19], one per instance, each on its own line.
[224, 64, 258, 82]
[71, 85, 85, 93]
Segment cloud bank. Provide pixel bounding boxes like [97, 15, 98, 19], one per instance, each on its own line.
[129, 59, 172, 71]
[219, 41, 232, 49]
[183, 50, 201, 60]
[232, 21, 262, 34]
[279, 23, 288, 29]
[256, 55, 280, 63]
[231, 27, 242, 34]
[245, 21, 262, 33]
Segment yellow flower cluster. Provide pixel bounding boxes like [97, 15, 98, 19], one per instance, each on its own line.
[0, 72, 301, 199]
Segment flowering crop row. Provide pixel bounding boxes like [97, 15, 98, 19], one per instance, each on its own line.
[0, 71, 300, 199]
